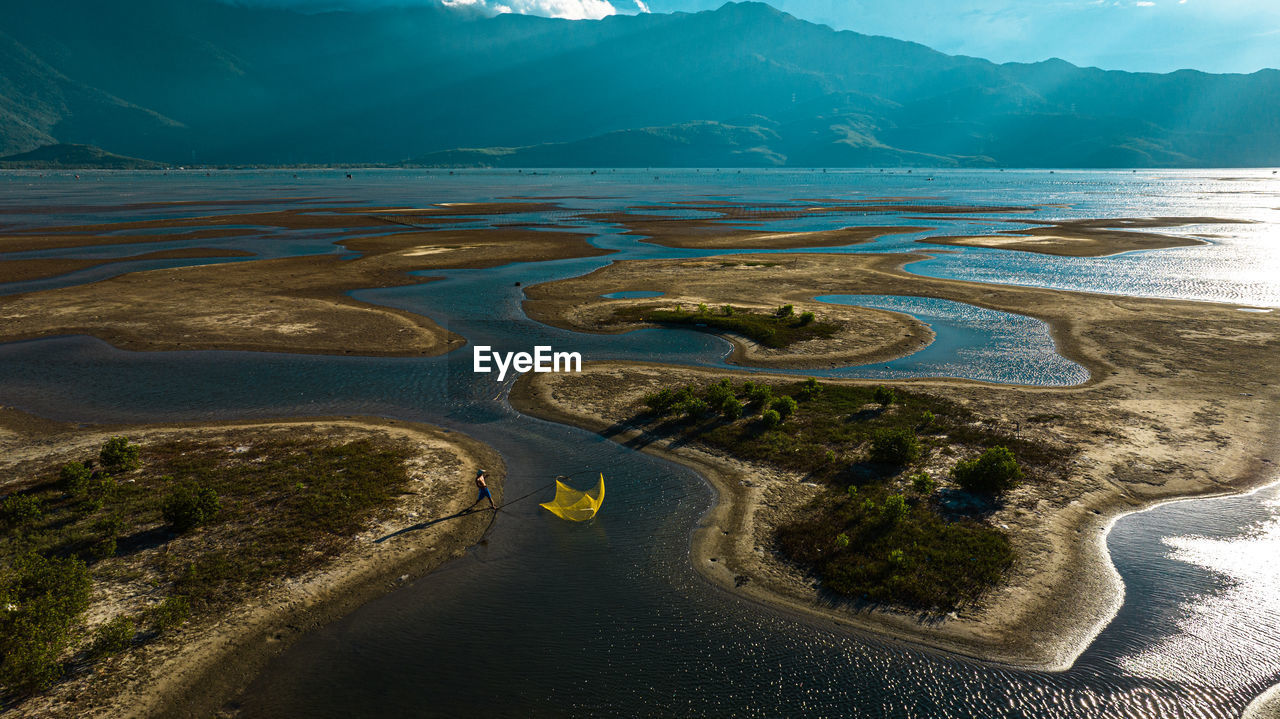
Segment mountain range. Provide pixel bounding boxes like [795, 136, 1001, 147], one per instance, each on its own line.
[1, 0, 1277, 167]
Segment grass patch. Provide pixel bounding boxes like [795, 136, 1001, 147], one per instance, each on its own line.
[0, 432, 414, 701]
[777, 485, 1013, 610]
[614, 304, 838, 348]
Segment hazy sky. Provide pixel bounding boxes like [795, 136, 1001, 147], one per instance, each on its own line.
[238, 0, 1280, 73]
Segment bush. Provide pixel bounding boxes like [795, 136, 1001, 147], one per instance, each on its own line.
[951, 446, 1023, 496]
[91, 615, 136, 657]
[798, 311, 815, 326]
[721, 398, 743, 420]
[676, 398, 711, 422]
[99, 436, 140, 472]
[0, 553, 92, 692]
[643, 388, 678, 414]
[696, 303, 709, 314]
[834, 533, 850, 549]
[1, 494, 42, 528]
[797, 378, 823, 400]
[747, 385, 773, 407]
[721, 305, 735, 316]
[868, 428, 921, 466]
[151, 595, 190, 634]
[162, 483, 221, 533]
[911, 472, 936, 494]
[920, 411, 936, 428]
[760, 409, 782, 429]
[771, 396, 798, 419]
[880, 494, 908, 525]
[705, 383, 735, 411]
[775, 304, 794, 318]
[58, 462, 92, 497]
[873, 385, 897, 407]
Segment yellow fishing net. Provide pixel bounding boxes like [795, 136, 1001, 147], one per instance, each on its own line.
[540, 474, 605, 521]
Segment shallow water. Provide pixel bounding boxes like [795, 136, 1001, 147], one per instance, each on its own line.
[1, 169, 1277, 717]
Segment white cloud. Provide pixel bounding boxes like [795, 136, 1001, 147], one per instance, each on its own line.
[462, 0, 618, 19]
[633, 0, 650, 12]
[1135, 1, 1155, 5]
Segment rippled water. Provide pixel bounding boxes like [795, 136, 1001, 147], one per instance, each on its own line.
[1, 169, 1277, 717]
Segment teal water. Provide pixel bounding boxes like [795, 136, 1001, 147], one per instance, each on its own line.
[1, 168, 1277, 717]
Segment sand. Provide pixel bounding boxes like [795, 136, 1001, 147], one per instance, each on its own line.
[0, 412, 503, 719]
[0, 248, 256, 284]
[511, 252, 1280, 669]
[0, 227, 611, 356]
[919, 217, 1250, 257]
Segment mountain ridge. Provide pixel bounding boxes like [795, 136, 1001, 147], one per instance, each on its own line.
[0, 0, 1276, 167]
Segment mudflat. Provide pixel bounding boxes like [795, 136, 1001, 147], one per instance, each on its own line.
[918, 217, 1249, 257]
[0, 226, 611, 356]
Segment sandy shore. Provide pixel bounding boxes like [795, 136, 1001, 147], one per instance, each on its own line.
[0, 410, 503, 719]
[511, 252, 1280, 669]
[918, 216, 1249, 257]
[524, 257, 934, 368]
[0, 226, 610, 357]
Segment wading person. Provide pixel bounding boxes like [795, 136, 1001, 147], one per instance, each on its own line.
[474, 469, 496, 510]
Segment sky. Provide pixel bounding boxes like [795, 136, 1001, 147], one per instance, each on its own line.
[235, 0, 1280, 73]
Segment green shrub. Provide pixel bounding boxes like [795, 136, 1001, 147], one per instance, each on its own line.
[920, 410, 936, 428]
[775, 304, 794, 318]
[834, 533, 851, 549]
[911, 472, 936, 494]
[705, 383, 734, 410]
[162, 483, 221, 533]
[58, 462, 92, 497]
[677, 398, 711, 422]
[721, 398, 743, 420]
[643, 388, 678, 414]
[873, 385, 897, 407]
[797, 378, 823, 400]
[881, 494, 908, 525]
[824, 449, 837, 465]
[847, 486, 858, 498]
[798, 311, 815, 325]
[747, 385, 773, 407]
[0, 553, 92, 692]
[868, 428, 921, 466]
[721, 305, 735, 316]
[951, 446, 1023, 496]
[151, 595, 190, 634]
[696, 303, 709, 314]
[1, 494, 42, 528]
[91, 615, 136, 657]
[99, 436, 140, 472]
[760, 409, 782, 429]
[771, 396, 798, 419]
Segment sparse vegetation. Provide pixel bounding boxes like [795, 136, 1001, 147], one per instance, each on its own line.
[778, 485, 1013, 610]
[633, 378, 1068, 610]
[0, 432, 415, 701]
[614, 304, 838, 349]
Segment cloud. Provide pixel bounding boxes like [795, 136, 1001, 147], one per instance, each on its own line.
[1135, 1, 1155, 5]
[633, 0, 650, 12]
[480, 0, 619, 19]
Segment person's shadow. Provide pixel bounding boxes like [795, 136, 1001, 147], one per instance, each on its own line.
[373, 505, 493, 544]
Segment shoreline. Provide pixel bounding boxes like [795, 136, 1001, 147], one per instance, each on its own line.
[0, 412, 503, 718]
[507, 254, 1280, 669]
[511, 363, 1280, 670]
